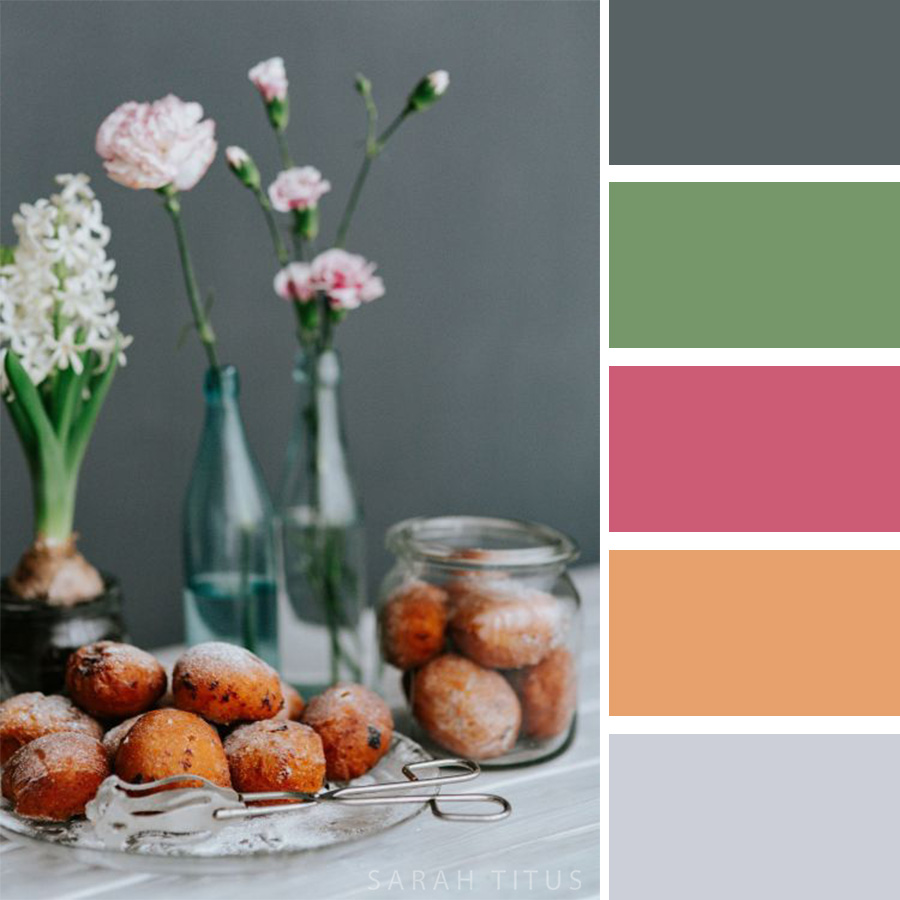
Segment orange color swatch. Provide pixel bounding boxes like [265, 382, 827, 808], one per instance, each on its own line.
[610, 551, 900, 715]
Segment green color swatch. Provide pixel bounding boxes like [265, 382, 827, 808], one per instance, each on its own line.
[610, 183, 900, 347]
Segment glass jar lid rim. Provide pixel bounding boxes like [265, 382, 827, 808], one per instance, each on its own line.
[386, 516, 579, 568]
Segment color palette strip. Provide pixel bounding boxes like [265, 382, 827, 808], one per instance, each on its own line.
[610, 182, 900, 348]
[610, 1, 900, 164]
[609, 366, 900, 532]
[609, 550, 900, 716]
[611, 736, 900, 900]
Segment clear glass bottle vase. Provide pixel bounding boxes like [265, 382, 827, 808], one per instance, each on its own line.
[278, 348, 371, 692]
[183, 365, 279, 668]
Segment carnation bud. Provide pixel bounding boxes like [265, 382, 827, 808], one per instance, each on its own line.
[355, 73, 372, 96]
[298, 300, 320, 333]
[406, 70, 449, 113]
[225, 146, 260, 190]
[268, 97, 289, 133]
[248, 57, 290, 132]
[294, 206, 318, 241]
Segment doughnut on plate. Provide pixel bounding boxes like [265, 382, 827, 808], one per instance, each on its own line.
[0, 731, 433, 875]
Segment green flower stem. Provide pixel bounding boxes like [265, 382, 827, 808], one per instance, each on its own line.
[335, 109, 410, 249]
[240, 525, 257, 655]
[299, 351, 361, 683]
[161, 191, 220, 372]
[4, 348, 116, 544]
[335, 156, 372, 250]
[276, 131, 294, 170]
[251, 186, 291, 266]
[33, 469, 78, 542]
[377, 109, 409, 146]
[291, 217, 306, 261]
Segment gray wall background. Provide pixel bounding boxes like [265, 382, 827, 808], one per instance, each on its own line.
[0, 1, 600, 648]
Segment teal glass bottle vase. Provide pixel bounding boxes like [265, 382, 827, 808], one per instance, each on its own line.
[183, 366, 279, 668]
[278, 348, 372, 692]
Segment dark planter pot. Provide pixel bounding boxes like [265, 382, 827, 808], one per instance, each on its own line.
[0, 575, 127, 697]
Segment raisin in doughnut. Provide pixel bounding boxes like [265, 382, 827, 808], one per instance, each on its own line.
[448, 583, 561, 669]
[225, 720, 325, 803]
[301, 684, 393, 781]
[380, 580, 449, 670]
[0, 692, 103, 763]
[274, 682, 305, 721]
[1, 732, 109, 821]
[172, 643, 283, 725]
[411, 654, 521, 759]
[514, 647, 577, 739]
[66, 642, 167, 719]
[114, 708, 231, 790]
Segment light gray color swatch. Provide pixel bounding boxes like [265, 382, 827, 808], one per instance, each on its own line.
[0, 1, 600, 648]
[611, 735, 900, 900]
[611, 0, 900, 163]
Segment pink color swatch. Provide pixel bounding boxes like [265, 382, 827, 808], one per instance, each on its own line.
[609, 366, 900, 532]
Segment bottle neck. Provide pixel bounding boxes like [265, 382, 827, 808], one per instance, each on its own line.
[199, 365, 252, 455]
[204, 364, 241, 408]
[294, 348, 346, 450]
[293, 347, 342, 391]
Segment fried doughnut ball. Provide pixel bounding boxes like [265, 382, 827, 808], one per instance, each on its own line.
[448, 584, 562, 669]
[114, 708, 231, 790]
[1, 732, 109, 821]
[380, 580, 449, 670]
[101, 714, 142, 762]
[0, 692, 103, 763]
[275, 682, 305, 721]
[514, 647, 577, 739]
[301, 684, 393, 781]
[172, 643, 283, 725]
[411, 654, 521, 759]
[224, 720, 325, 803]
[66, 642, 167, 719]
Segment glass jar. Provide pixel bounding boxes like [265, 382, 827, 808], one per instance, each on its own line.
[0, 575, 127, 697]
[378, 516, 580, 767]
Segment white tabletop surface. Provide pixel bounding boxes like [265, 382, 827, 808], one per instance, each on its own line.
[0, 566, 600, 899]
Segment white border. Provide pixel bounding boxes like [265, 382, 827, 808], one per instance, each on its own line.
[600, 4, 610, 897]
[607, 532, 900, 550]
[611, 164, 900, 181]
[609, 717, 900, 735]
[608, 348, 900, 366]
[601, 5, 900, 900]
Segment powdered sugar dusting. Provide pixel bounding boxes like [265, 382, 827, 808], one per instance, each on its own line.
[0, 733, 432, 868]
[5, 732, 108, 796]
[0, 693, 103, 758]
[176, 643, 271, 680]
[224, 720, 316, 756]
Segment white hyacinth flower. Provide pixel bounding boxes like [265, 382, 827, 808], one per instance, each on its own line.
[0, 174, 132, 394]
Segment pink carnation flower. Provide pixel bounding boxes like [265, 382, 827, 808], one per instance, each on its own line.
[268, 167, 332, 212]
[311, 249, 385, 311]
[273, 250, 385, 311]
[96, 95, 217, 191]
[274, 262, 316, 302]
[249, 57, 288, 103]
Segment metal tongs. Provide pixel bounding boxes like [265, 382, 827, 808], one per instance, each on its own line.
[86, 758, 510, 848]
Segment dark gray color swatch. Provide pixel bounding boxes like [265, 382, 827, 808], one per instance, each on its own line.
[611, 735, 900, 900]
[0, 1, 600, 648]
[611, 0, 900, 163]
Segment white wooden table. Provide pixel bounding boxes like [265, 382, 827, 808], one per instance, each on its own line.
[0, 566, 600, 899]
